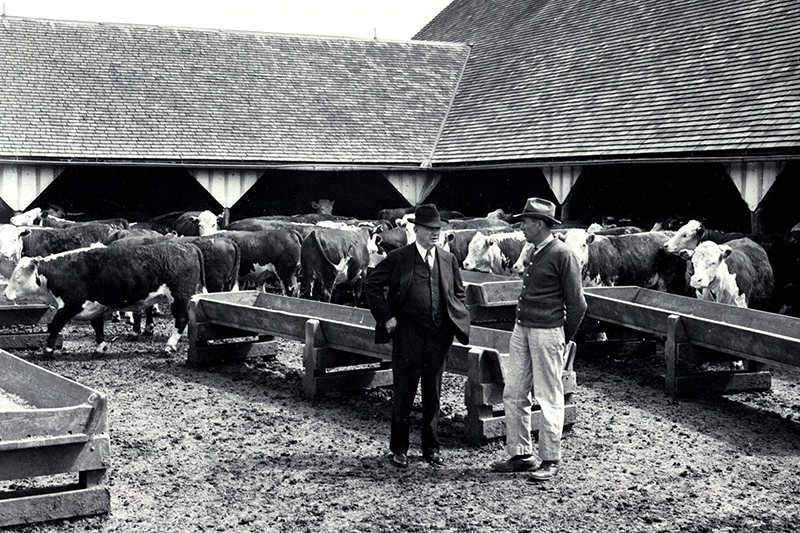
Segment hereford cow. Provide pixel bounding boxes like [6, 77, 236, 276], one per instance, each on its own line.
[300, 226, 370, 304]
[217, 229, 302, 295]
[679, 238, 774, 309]
[3, 242, 205, 354]
[664, 219, 800, 311]
[149, 210, 224, 236]
[461, 231, 528, 276]
[560, 229, 687, 293]
[443, 227, 518, 268]
[18, 223, 117, 258]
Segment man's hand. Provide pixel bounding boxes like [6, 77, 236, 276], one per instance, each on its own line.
[384, 317, 397, 334]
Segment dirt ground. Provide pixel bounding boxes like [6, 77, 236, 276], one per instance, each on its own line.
[3, 314, 800, 533]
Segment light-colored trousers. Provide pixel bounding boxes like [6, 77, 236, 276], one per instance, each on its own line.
[503, 324, 566, 461]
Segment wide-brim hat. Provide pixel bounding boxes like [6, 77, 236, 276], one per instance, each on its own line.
[512, 197, 561, 225]
[407, 204, 447, 228]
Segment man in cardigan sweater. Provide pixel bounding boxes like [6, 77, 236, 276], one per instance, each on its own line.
[365, 204, 470, 469]
[491, 197, 587, 481]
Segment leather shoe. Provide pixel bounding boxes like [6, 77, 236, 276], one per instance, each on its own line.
[528, 460, 560, 482]
[424, 452, 445, 466]
[490, 455, 536, 473]
[390, 453, 408, 468]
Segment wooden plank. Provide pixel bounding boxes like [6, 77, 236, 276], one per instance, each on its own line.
[0, 351, 96, 408]
[0, 333, 58, 350]
[467, 405, 577, 444]
[0, 406, 95, 442]
[0, 485, 110, 527]
[0, 436, 110, 480]
[672, 372, 772, 396]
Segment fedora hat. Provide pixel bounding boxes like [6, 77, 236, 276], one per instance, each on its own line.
[512, 197, 561, 225]
[407, 204, 447, 228]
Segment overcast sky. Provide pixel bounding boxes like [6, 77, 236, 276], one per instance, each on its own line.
[2, 0, 454, 40]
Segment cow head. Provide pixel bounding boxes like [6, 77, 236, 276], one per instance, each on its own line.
[4, 257, 42, 301]
[10, 207, 42, 227]
[462, 232, 499, 273]
[663, 219, 704, 254]
[680, 241, 732, 291]
[561, 229, 595, 271]
[312, 199, 334, 215]
[511, 241, 536, 276]
[191, 210, 220, 236]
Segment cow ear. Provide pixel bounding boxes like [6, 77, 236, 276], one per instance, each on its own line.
[19, 228, 31, 237]
[696, 223, 705, 239]
[586, 233, 596, 244]
[311, 201, 319, 209]
[446, 233, 455, 243]
[679, 249, 693, 260]
[556, 232, 566, 242]
[720, 245, 733, 259]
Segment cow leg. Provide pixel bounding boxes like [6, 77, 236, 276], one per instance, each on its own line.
[45, 307, 79, 354]
[165, 302, 188, 353]
[143, 307, 155, 336]
[91, 316, 109, 353]
[131, 311, 142, 335]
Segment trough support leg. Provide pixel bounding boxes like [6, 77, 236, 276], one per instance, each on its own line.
[302, 319, 392, 398]
[464, 342, 578, 446]
[187, 298, 276, 366]
[665, 314, 771, 397]
[465, 348, 506, 445]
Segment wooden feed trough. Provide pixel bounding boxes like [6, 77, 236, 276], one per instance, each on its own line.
[0, 350, 110, 527]
[584, 286, 800, 396]
[187, 291, 578, 445]
[460, 269, 520, 329]
[0, 282, 60, 350]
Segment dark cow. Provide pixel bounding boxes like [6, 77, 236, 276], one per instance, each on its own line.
[217, 230, 302, 295]
[3, 242, 205, 354]
[10, 207, 129, 230]
[300, 227, 370, 304]
[225, 217, 317, 238]
[103, 228, 170, 244]
[372, 226, 408, 254]
[678, 238, 774, 309]
[108, 234, 240, 335]
[19, 223, 117, 258]
[561, 229, 687, 293]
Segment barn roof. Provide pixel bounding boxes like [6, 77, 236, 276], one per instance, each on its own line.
[0, 17, 469, 166]
[416, 0, 800, 165]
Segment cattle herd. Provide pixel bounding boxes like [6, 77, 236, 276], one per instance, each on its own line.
[0, 202, 798, 355]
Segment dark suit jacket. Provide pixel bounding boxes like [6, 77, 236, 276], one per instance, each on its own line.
[365, 243, 470, 345]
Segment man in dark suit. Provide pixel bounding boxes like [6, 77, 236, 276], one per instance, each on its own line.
[365, 204, 470, 468]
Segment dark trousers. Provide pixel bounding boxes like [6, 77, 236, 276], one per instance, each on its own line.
[390, 315, 453, 456]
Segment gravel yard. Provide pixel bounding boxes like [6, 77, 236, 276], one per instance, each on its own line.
[3, 314, 800, 533]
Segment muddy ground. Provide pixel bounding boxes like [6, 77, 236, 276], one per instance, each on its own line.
[3, 314, 800, 533]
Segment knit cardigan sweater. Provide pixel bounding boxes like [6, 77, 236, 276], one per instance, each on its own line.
[515, 237, 587, 342]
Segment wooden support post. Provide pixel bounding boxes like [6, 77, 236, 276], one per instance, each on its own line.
[464, 342, 578, 445]
[665, 314, 771, 397]
[187, 298, 276, 366]
[302, 319, 392, 398]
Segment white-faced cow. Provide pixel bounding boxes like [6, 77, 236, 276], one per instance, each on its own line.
[461, 231, 528, 276]
[664, 219, 800, 311]
[560, 229, 687, 293]
[311, 199, 335, 215]
[3, 242, 205, 354]
[300, 226, 370, 304]
[678, 238, 774, 309]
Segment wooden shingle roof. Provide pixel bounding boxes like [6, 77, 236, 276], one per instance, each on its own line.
[0, 17, 469, 166]
[416, 0, 800, 165]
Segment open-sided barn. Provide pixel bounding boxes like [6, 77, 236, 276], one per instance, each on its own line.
[1, 0, 799, 233]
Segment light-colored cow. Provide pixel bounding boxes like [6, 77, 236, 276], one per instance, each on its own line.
[678, 238, 774, 308]
[462, 231, 526, 276]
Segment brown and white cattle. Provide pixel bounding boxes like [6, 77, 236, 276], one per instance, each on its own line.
[560, 229, 687, 293]
[217, 229, 302, 295]
[3, 242, 205, 354]
[461, 231, 527, 276]
[300, 226, 370, 304]
[679, 238, 774, 309]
